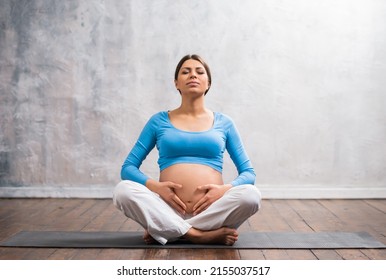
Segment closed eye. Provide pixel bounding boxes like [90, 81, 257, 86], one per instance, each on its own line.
[180, 67, 206, 75]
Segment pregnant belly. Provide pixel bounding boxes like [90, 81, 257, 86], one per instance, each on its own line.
[159, 164, 224, 214]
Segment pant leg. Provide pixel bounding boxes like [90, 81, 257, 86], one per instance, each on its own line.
[113, 180, 191, 245]
[185, 184, 261, 230]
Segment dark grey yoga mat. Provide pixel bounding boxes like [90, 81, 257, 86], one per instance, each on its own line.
[1, 231, 385, 249]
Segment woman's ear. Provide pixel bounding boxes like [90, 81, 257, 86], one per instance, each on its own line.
[204, 81, 211, 95]
[175, 80, 181, 94]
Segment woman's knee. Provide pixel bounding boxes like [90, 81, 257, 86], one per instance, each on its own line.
[113, 180, 143, 207]
[238, 184, 262, 212]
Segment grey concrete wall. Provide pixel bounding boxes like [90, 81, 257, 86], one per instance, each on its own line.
[1, 0, 386, 197]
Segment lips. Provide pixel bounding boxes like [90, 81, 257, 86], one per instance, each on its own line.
[187, 81, 200, 86]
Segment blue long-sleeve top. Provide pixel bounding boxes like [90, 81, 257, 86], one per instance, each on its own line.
[121, 111, 255, 187]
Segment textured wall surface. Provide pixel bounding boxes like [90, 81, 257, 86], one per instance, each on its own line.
[1, 0, 386, 196]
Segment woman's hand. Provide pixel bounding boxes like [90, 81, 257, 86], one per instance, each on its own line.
[146, 179, 187, 215]
[192, 184, 232, 216]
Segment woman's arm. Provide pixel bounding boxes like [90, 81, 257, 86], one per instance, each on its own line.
[225, 117, 256, 186]
[120, 115, 157, 185]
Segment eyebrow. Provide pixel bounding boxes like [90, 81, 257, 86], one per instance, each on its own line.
[181, 67, 205, 70]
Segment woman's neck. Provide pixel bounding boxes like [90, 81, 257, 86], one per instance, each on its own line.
[178, 96, 207, 116]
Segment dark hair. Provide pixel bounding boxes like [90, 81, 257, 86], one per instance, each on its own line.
[174, 54, 212, 95]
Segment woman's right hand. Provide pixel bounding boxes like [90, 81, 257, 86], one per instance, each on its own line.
[146, 179, 187, 215]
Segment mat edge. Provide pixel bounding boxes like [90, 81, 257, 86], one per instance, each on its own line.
[1, 231, 385, 249]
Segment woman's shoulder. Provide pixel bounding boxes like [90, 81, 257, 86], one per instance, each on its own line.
[148, 111, 168, 122]
[141, 111, 169, 133]
[215, 112, 235, 125]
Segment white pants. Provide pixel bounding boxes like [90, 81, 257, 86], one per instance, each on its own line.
[113, 180, 262, 245]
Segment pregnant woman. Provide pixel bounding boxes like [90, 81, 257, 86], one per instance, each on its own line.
[113, 54, 261, 245]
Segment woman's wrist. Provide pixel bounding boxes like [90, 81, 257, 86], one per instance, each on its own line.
[145, 179, 159, 191]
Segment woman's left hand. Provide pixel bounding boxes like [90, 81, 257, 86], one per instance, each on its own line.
[192, 184, 232, 215]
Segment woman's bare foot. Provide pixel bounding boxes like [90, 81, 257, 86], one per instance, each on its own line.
[143, 230, 156, 244]
[183, 227, 238, 246]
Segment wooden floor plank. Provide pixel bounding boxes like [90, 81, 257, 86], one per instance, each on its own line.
[283, 249, 318, 260]
[21, 248, 58, 260]
[168, 249, 212, 260]
[46, 248, 80, 260]
[0, 199, 38, 222]
[360, 249, 386, 260]
[202, 249, 241, 260]
[311, 249, 343, 260]
[335, 249, 371, 260]
[364, 200, 386, 213]
[250, 200, 291, 232]
[238, 249, 267, 260]
[70, 248, 103, 260]
[287, 199, 344, 232]
[0, 247, 32, 260]
[272, 200, 314, 232]
[119, 249, 147, 260]
[142, 248, 170, 260]
[95, 248, 132, 260]
[261, 249, 291, 260]
[81, 201, 117, 231]
[319, 200, 385, 241]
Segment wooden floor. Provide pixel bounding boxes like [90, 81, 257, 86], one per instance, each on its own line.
[0, 198, 385, 260]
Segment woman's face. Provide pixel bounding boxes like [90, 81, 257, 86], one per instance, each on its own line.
[175, 59, 210, 95]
